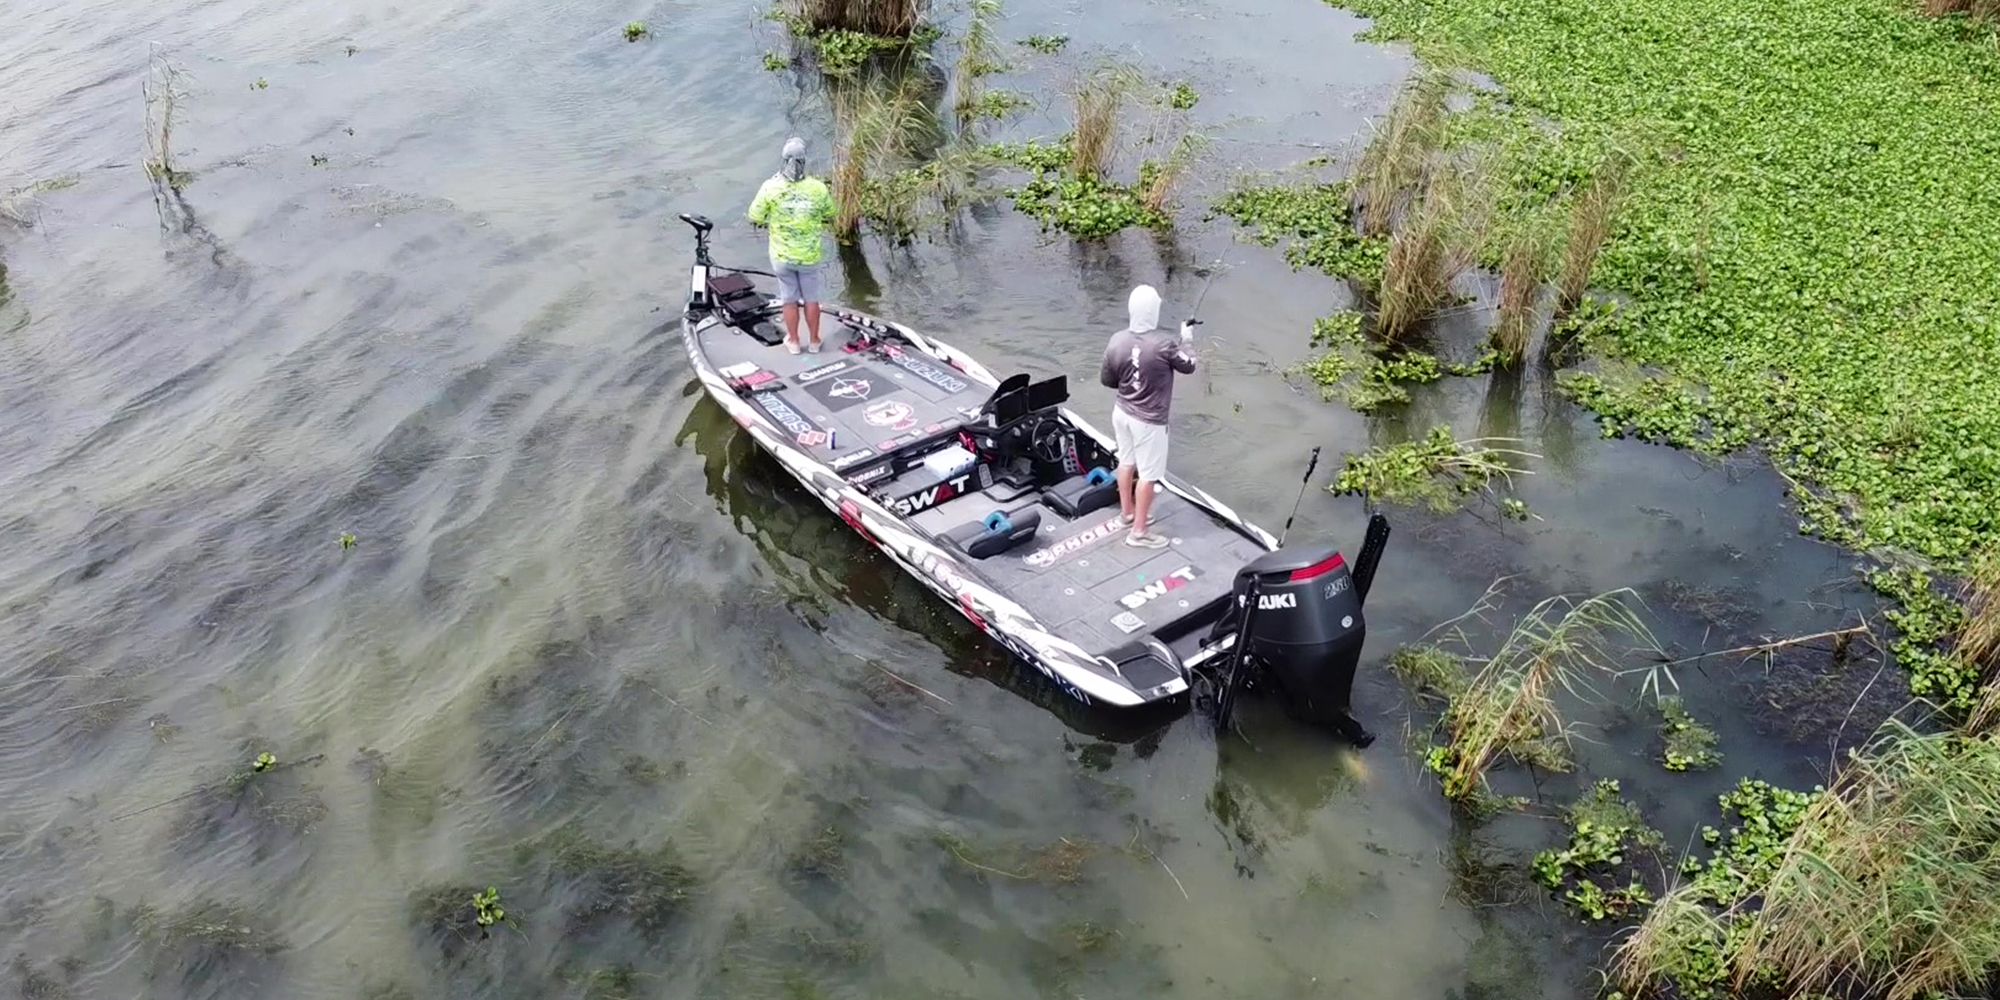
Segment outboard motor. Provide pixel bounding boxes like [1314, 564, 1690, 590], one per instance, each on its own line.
[1209, 512, 1391, 746]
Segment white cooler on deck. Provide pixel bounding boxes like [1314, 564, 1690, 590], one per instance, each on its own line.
[922, 444, 977, 480]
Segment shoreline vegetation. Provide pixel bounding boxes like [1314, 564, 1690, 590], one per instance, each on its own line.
[1224, 0, 2000, 995]
[765, 0, 1206, 243]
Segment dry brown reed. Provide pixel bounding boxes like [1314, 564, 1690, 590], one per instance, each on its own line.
[1555, 152, 1630, 315]
[1351, 68, 1451, 237]
[1489, 231, 1541, 367]
[796, 0, 927, 36]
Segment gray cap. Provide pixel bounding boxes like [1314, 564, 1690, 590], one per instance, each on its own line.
[782, 137, 807, 160]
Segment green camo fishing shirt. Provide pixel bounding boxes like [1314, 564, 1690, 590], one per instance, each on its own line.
[748, 175, 834, 266]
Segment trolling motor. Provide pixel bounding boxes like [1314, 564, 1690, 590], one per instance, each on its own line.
[1206, 448, 1393, 746]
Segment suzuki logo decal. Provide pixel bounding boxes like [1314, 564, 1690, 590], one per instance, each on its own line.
[1257, 593, 1297, 610]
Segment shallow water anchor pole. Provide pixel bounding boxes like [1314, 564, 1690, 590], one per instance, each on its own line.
[1278, 446, 1322, 547]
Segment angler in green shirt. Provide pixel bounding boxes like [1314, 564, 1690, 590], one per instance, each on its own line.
[748, 137, 836, 354]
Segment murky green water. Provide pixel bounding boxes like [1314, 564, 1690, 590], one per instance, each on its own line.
[0, 0, 1899, 997]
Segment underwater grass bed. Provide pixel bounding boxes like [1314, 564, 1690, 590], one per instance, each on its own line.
[1317, 0, 2000, 565]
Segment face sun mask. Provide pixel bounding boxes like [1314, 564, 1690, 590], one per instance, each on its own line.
[781, 137, 808, 182]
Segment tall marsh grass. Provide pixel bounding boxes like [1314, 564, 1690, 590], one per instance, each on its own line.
[1067, 63, 1139, 181]
[830, 79, 932, 238]
[1375, 156, 1488, 347]
[1736, 723, 2000, 1000]
[1351, 69, 1450, 237]
[796, 0, 927, 36]
[1556, 153, 1630, 315]
[1490, 232, 1542, 367]
[950, 0, 1002, 128]
[1432, 588, 1661, 800]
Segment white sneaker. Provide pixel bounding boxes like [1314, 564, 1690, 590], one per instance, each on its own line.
[785, 339, 802, 355]
[1125, 531, 1168, 549]
[807, 339, 823, 354]
[1114, 512, 1133, 528]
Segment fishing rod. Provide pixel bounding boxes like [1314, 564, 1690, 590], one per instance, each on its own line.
[1184, 256, 1230, 395]
[1278, 446, 1322, 547]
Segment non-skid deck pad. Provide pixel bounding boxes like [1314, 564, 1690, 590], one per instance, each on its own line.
[697, 314, 987, 471]
[910, 484, 1268, 657]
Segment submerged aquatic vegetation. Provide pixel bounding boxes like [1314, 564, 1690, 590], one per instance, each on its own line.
[1164, 81, 1198, 110]
[135, 899, 287, 960]
[934, 830, 1097, 884]
[1017, 33, 1067, 53]
[790, 825, 846, 879]
[1327, 0, 2000, 564]
[622, 21, 648, 41]
[1531, 780, 1662, 921]
[1656, 696, 1721, 771]
[534, 825, 698, 933]
[0, 174, 80, 227]
[1328, 425, 1533, 513]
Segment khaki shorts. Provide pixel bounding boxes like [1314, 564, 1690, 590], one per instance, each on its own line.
[1112, 407, 1169, 481]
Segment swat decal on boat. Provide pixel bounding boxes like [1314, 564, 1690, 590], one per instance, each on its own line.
[1117, 567, 1199, 610]
[890, 473, 972, 516]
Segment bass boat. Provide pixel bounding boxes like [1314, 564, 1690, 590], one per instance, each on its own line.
[676, 213, 1391, 743]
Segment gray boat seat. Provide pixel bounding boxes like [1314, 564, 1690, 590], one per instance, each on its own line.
[945, 506, 1043, 560]
[1044, 467, 1119, 520]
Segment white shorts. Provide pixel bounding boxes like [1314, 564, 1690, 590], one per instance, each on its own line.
[1112, 407, 1169, 481]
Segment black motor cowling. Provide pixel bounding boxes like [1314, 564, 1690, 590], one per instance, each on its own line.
[1236, 545, 1371, 742]
[1209, 513, 1390, 746]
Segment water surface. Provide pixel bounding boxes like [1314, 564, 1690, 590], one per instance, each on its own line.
[0, 0, 1890, 997]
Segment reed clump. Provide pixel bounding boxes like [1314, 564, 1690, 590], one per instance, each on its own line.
[1556, 152, 1630, 315]
[1919, 0, 2000, 19]
[1067, 62, 1140, 181]
[1490, 230, 1542, 367]
[1619, 723, 2000, 1000]
[950, 0, 1003, 128]
[1350, 68, 1450, 237]
[1961, 547, 2000, 682]
[795, 0, 927, 36]
[830, 78, 933, 238]
[1426, 589, 1661, 800]
[1138, 133, 1204, 215]
[1375, 157, 1486, 346]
